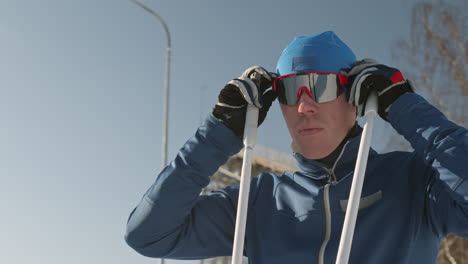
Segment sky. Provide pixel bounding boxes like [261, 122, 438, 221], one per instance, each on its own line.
[0, 0, 418, 263]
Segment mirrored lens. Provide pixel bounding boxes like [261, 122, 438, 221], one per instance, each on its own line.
[275, 73, 343, 105]
[312, 74, 340, 103]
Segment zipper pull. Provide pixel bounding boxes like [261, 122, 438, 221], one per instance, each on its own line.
[323, 167, 337, 184]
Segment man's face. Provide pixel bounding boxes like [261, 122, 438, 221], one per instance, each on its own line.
[280, 92, 356, 160]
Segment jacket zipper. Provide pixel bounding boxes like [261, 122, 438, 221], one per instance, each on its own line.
[317, 141, 349, 264]
[323, 168, 337, 184]
[318, 183, 331, 264]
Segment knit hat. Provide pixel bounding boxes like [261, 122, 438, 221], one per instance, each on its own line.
[276, 31, 356, 76]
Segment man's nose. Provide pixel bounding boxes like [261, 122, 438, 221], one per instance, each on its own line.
[297, 92, 319, 115]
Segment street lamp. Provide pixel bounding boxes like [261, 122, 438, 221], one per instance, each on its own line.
[128, 1, 171, 263]
[129, 0, 171, 168]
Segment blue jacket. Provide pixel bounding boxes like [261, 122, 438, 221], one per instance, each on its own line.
[125, 93, 468, 263]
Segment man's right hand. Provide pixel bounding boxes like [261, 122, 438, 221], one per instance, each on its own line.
[213, 66, 278, 138]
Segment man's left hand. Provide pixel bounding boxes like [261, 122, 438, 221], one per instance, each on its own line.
[342, 59, 414, 121]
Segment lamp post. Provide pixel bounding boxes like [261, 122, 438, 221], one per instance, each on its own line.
[128, 1, 171, 264]
[129, 0, 171, 168]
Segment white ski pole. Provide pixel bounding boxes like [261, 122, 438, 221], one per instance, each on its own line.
[231, 104, 259, 264]
[335, 92, 378, 264]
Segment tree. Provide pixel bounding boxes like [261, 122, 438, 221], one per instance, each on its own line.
[390, 0, 467, 263]
[392, 0, 467, 124]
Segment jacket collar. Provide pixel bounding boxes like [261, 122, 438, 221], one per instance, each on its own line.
[293, 132, 377, 182]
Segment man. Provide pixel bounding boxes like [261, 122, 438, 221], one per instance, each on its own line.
[125, 31, 468, 263]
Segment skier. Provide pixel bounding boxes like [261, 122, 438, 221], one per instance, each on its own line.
[125, 31, 468, 263]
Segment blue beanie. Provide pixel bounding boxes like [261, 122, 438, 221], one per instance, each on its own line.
[276, 31, 356, 76]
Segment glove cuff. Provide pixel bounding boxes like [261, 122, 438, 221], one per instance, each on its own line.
[380, 80, 415, 120]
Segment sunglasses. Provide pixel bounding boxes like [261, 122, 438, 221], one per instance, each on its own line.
[272, 72, 349, 105]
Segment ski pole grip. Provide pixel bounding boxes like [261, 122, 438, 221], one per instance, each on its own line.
[364, 92, 378, 117]
[243, 105, 259, 148]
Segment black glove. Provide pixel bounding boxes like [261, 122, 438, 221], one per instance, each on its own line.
[213, 66, 278, 138]
[342, 59, 414, 120]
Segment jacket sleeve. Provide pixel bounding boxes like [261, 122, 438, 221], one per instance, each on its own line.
[388, 93, 468, 237]
[125, 114, 244, 259]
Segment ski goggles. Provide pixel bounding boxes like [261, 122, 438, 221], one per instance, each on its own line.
[272, 72, 349, 105]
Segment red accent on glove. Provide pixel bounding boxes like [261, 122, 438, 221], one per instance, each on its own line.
[390, 71, 405, 83]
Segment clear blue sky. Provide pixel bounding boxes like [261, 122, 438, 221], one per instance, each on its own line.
[1, 0, 414, 263]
